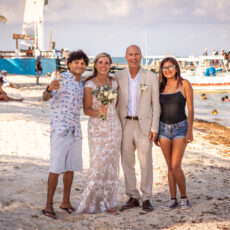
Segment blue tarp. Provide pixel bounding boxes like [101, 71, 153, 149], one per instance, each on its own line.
[0, 58, 56, 75]
[205, 67, 223, 77]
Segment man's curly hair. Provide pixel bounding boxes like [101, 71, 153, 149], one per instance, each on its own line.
[67, 50, 89, 68]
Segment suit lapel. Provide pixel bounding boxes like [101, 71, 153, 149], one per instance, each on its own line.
[137, 68, 144, 103]
[123, 69, 129, 106]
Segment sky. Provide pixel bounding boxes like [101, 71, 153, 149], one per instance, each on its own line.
[0, 0, 230, 57]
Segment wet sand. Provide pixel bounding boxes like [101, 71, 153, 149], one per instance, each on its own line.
[0, 75, 229, 230]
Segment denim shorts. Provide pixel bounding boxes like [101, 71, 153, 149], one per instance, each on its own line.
[158, 120, 188, 140]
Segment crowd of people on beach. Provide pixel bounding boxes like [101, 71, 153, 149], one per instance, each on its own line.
[41, 45, 194, 219]
[2, 45, 229, 221]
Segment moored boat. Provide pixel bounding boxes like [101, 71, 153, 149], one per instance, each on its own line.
[182, 56, 230, 92]
[145, 55, 230, 92]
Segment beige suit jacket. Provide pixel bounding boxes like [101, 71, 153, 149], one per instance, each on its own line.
[115, 67, 160, 136]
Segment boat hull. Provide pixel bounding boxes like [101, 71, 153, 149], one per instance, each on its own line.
[183, 74, 230, 91]
[0, 58, 57, 75]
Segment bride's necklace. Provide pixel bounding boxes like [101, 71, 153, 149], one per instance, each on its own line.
[96, 76, 109, 86]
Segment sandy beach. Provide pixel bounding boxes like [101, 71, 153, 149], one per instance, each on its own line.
[0, 75, 229, 230]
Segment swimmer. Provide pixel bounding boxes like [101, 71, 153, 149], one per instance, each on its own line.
[224, 95, 230, 102]
[212, 109, 218, 115]
[221, 97, 225, 102]
[201, 93, 207, 100]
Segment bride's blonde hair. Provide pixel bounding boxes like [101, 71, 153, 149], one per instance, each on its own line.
[92, 52, 112, 77]
[85, 52, 112, 82]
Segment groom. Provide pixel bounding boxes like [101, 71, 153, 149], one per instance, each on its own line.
[115, 45, 160, 211]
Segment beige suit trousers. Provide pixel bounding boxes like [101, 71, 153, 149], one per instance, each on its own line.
[121, 119, 153, 201]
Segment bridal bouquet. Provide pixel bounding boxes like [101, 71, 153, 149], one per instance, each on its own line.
[91, 85, 118, 120]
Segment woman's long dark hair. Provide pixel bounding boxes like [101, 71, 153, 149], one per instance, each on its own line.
[85, 52, 112, 82]
[159, 57, 183, 93]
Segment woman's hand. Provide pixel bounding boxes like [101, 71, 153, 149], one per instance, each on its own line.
[185, 130, 193, 143]
[99, 104, 107, 115]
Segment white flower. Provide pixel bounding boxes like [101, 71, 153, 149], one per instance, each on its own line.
[140, 83, 148, 91]
[108, 92, 117, 100]
[104, 91, 109, 96]
[91, 85, 118, 120]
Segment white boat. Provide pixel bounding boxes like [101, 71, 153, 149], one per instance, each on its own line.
[182, 56, 230, 91]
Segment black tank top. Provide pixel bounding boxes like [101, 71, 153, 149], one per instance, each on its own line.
[37, 61, 42, 71]
[160, 87, 187, 124]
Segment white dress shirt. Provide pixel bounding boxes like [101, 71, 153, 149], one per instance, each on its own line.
[127, 69, 141, 116]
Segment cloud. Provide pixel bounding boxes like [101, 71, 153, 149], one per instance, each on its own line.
[1, 0, 230, 26]
[0, 0, 24, 24]
[103, 0, 131, 17]
[193, 8, 207, 17]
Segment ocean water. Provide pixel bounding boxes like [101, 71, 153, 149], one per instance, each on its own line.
[112, 57, 126, 64]
[112, 56, 185, 65]
[112, 57, 154, 65]
[194, 92, 230, 127]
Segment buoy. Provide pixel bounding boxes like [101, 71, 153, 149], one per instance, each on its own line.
[201, 93, 207, 100]
[212, 109, 218, 115]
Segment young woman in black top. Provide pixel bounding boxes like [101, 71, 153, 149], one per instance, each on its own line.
[155, 57, 194, 211]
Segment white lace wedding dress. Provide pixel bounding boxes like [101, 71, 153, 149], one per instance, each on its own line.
[76, 79, 122, 213]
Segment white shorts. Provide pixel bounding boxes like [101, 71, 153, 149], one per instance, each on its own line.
[50, 131, 82, 174]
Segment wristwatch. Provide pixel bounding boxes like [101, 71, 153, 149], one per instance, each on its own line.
[46, 85, 52, 93]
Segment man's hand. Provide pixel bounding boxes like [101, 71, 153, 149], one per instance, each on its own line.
[48, 80, 61, 91]
[149, 131, 158, 143]
[154, 137, 160, 147]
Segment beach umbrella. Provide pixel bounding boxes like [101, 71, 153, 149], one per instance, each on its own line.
[0, 15, 7, 24]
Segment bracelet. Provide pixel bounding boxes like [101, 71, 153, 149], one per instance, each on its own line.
[46, 85, 52, 93]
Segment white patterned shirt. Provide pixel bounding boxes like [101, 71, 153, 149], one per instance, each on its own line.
[127, 69, 141, 116]
[50, 70, 84, 140]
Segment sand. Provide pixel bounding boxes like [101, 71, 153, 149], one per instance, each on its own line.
[0, 75, 229, 230]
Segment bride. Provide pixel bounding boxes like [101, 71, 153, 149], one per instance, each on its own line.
[76, 53, 122, 213]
